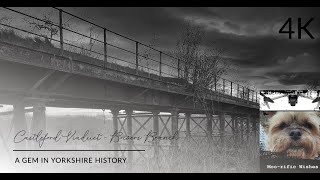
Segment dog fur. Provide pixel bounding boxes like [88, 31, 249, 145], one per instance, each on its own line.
[264, 111, 320, 159]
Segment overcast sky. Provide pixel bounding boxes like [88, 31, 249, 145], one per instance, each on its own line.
[2, 7, 320, 90]
[60, 7, 320, 90]
[1, 7, 320, 115]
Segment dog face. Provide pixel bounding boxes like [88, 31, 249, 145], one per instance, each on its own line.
[264, 112, 320, 159]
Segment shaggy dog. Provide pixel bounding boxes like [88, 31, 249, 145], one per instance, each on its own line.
[264, 111, 320, 159]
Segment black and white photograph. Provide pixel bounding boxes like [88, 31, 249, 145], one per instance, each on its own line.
[260, 111, 320, 173]
[260, 90, 320, 111]
[0, 5, 319, 173]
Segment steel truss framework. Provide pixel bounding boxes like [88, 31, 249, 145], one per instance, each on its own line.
[110, 109, 259, 171]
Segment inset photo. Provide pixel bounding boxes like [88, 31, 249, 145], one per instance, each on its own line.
[260, 111, 320, 173]
[260, 90, 320, 111]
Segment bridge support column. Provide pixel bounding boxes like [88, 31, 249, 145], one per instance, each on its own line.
[246, 114, 251, 140]
[125, 109, 133, 171]
[152, 110, 160, 164]
[185, 113, 191, 140]
[206, 112, 213, 142]
[252, 116, 258, 137]
[219, 112, 225, 144]
[240, 116, 244, 142]
[231, 114, 236, 143]
[12, 102, 27, 150]
[234, 115, 239, 134]
[170, 109, 179, 147]
[234, 115, 239, 144]
[170, 109, 179, 172]
[31, 102, 46, 134]
[231, 114, 235, 133]
[30, 101, 46, 149]
[111, 109, 120, 160]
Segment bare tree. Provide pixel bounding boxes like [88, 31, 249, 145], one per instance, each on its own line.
[79, 25, 100, 58]
[175, 21, 204, 81]
[24, 12, 58, 43]
[24, 10, 100, 59]
[24, 9, 72, 45]
[174, 20, 231, 112]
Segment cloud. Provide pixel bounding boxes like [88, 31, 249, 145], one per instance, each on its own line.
[266, 72, 320, 86]
[7, 7, 320, 90]
[278, 56, 295, 64]
[223, 21, 241, 32]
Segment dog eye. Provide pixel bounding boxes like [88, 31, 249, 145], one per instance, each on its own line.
[279, 122, 288, 129]
[303, 122, 313, 129]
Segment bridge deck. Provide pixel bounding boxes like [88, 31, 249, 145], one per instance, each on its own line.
[0, 7, 259, 113]
[0, 39, 258, 113]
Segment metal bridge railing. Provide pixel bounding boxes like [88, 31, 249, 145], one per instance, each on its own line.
[0, 7, 258, 103]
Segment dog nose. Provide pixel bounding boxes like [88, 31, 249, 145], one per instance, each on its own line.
[289, 129, 302, 141]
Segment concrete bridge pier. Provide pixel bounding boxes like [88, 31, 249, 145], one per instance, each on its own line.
[29, 100, 47, 149]
[110, 108, 120, 172]
[152, 110, 160, 163]
[170, 109, 179, 173]
[111, 108, 120, 157]
[206, 112, 213, 143]
[240, 116, 244, 142]
[230, 114, 237, 143]
[185, 113, 191, 141]
[12, 101, 27, 150]
[252, 117, 258, 137]
[125, 108, 133, 171]
[233, 115, 239, 143]
[246, 114, 251, 140]
[219, 112, 225, 145]
[231, 114, 235, 134]
[30, 101, 47, 134]
[170, 109, 179, 148]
